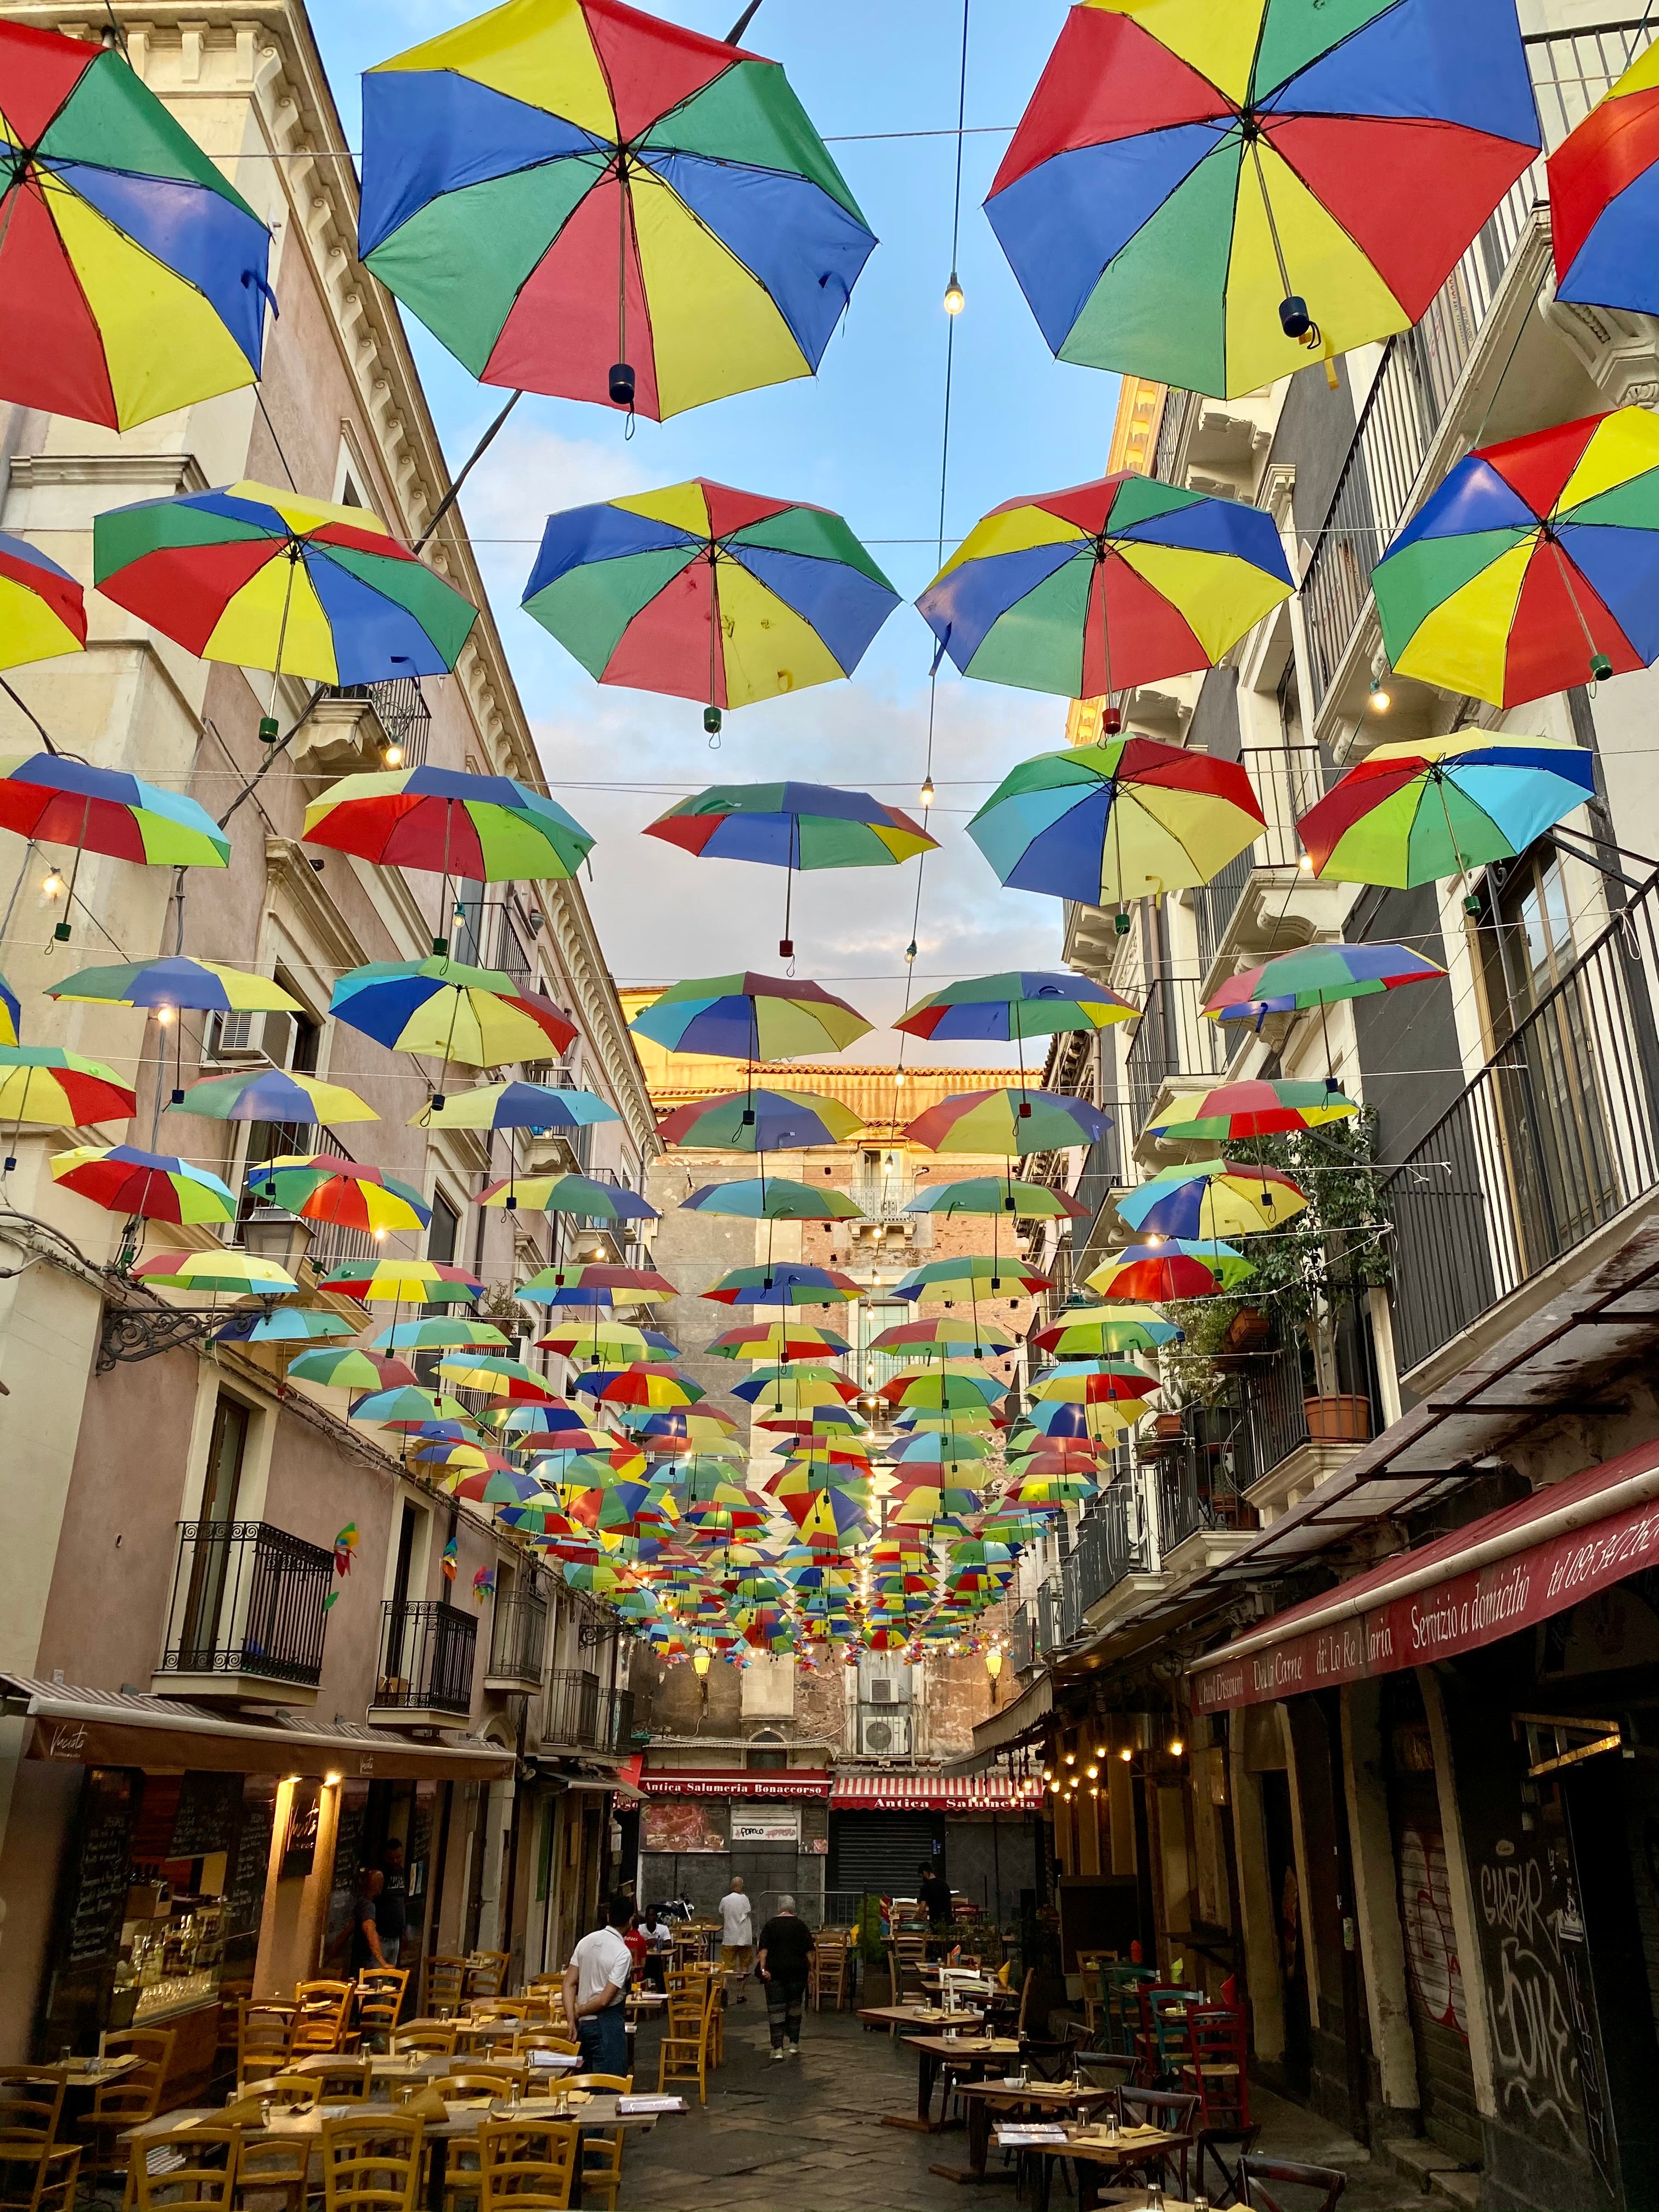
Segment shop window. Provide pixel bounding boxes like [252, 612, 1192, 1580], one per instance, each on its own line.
[428, 1192, 460, 1267]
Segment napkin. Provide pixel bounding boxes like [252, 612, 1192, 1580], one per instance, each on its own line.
[214, 2100, 271, 2129]
[403, 2089, 449, 2123]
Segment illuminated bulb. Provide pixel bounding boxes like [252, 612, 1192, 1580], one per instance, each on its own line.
[943, 271, 965, 316]
[894, 1070, 906, 1088]
[1086, 1763, 1098, 1779]
[374, 1227, 387, 1242]
[1299, 852, 1314, 874]
[41, 871, 65, 899]
[1169, 1737, 1184, 1757]
[155, 1005, 174, 1027]
[1368, 678, 1391, 714]
[1144, 1232, 1164, 1247]
[1119, 1746, 1132, 1762]
[692, 1647, 712, 1677]
[920, 775, 936, 808]
[382, 741, 405, 769]
[1063, 1752, 1075, 1766]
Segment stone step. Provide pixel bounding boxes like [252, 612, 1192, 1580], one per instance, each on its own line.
[1386, 2138, 1466, 2191]
[1430, 2172, 1482, 2212]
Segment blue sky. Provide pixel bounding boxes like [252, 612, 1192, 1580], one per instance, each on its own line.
[310, 0, 1122, 1061]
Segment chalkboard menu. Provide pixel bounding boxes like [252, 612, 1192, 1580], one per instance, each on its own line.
[170, 1771, 241, 1861]
[320, 1780, 371, 1978]
[223, 1776, 278, 1968]
[42, 1767, 142, 2056]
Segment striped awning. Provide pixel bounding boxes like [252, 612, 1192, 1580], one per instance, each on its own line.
[831, 1771, 1042, 1811]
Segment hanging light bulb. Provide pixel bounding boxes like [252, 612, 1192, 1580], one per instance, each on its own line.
[692, 1646, 712, 1677]
[1368, 676, 1391, 714]
[154, 1005, 174, 1028]
[382, 741, 405, 769]
[943, 270, 965, 316]
[920, 774, 935, 808]
[41, 870, 64, 900]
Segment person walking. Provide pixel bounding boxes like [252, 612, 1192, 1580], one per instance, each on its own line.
[755, 1894, 814, 2061]
[718, 1872, 755, 2003]
[917, 1858, 952, 1935]
[561, 1897, 633, 2079]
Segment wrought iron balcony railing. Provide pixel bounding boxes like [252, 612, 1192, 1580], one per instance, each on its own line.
[1062, 1479, 1149, 1628]
[543, 1667, 633, 1751]
[1125, 977, 1229, 1133]
[487, 1587, 549, 1688]
[158, 1521, 332, 1689]
[373, 1599, 476, 1717]
[1193, 746, 1332, 972]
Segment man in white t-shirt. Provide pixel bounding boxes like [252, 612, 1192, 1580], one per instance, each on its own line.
[561, 1897, 633, 2077]
[718, 1874, 755, 2002]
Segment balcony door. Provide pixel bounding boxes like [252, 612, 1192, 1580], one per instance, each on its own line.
[179, 1394, 249, 1663]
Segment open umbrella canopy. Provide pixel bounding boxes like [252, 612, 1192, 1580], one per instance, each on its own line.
[0, 1046, 134, 1128]
[647, 780, 930, 867]
[0, 757, 229, 870]
[246, 1155, 432, 1235]
[288, 1347, 420, 1392]
[897, 969, 1137, 1043]
[1204, 942, 1445, 1023]
[242, 1308, 356, 1345]
[515, 1262, 673, 1307]
[1086, 1239, 1254, 1301]
[411, 1080, 620, 1134]
[1119, 1161, 1309, 1241]
[526, 489, 897, 723]
[1028, 1359, 1159, 1404]
[359, 5, 874, 421]
[708, 1322, 850, 1361]
[682, 1176, 863, 1223]
[1374, 408, 1659, 705]
[905, 1178, 1088, 1223]
[1148, 1080, 1357, 1143]
[0, 534, 83, 671]
[919, 475, 1291, 699]
[371, 1317, 507, 1351]
[1297, 734, 1599, 886]
[905, 1086, 1110, 1158]
[969, 739, 1263, 907]
[0, 973, 17, 1048]
[168, 1066, 378, 1125]
[534, 1321, 658, 1363]
[132, 1249, 298, 1297]
[94, 483, 479, 687]
[1034, 1304, 1182, 1357]
[887, 1428, 994, 1462]
[1551, 42, 1659, 317]
[49, 956, 298, 1015]
[657, 1087, 863, 1153]
[0, 20, 272, 430]
[871, 1316, 1015, 1355]
[630, 973, 871, 1058]
[577, 1364, 705, 1410]
[478, 1172, 657, 1220]
[436, 1355, 563, 1405]
[448, 1466, 549, 1506]
[350, 1386, 476, 1429]
[317, 1258, 483, 1305]
[303, 766, 592, 883]
[894, 1255, 1050, 1304]
[983, 0, 1539, 400]
[881, 1372, 1007, 1413]
[51, 1143, 234, 1223]
[703, 1262, 862, 1307]
[330, 957, 577, 1070]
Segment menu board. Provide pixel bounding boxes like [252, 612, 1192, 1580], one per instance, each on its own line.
[43, 1767, 142, 2055]
[170, 1771, 241, 1860]
[223, 1777, 278, 1963]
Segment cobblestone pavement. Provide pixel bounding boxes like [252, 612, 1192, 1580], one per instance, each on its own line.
[618, 2001, 1427, 2211]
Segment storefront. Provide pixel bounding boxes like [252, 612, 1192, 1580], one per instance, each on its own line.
[1190, 1440, 1659, 2212]
[637, 1767, 832, 1923]
[829, 1773, 1042, 1925]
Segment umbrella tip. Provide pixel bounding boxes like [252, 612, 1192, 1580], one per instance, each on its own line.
[609, 362, 636, 409]
[1279, 295, 1313, 340]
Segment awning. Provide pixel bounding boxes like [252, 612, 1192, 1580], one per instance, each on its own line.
[3, 1675, 517, 1781]
[1190, 1437, 1659, 1714]
[636, 1767, 832, 1800]
[964, 1672, 1052, 1764]
[832, 1773, 1043, 1812]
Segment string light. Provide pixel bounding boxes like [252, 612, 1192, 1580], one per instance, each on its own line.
[919, 775, 935, 808]
[382, 741, 405, 768]
[41, 871, 64, 899]
[943, 271, 964, 316]
[154, 1006, 174, 1027]
[1368, 677, 1391, 713]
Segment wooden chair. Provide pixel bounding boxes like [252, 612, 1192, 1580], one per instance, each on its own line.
[462, 1955, 510, 2002]
[421, 1957, 467, 2018]
[1103, 1962, 1158, 2055]
[477, 2119, 577, 2212]
[306, 2059, 374, 2104]
[390, 2026, 456, 2059]
[233, 2130, 308, 2212]
[319, 2115, 424, 2212]
[356, 1968, 410, 2046]
[236, 2003, 294, 2091]
[1182, 2003, 1251, 2125]
[810, 1938, 850, 2012]
[1133, 1984, 1197, 2084]
[467, 1999, 531, 2022]
[131, 2123, 238, 2212]
[1197, 2122, 1262, 2209]
[0, 2071, 79, 2212]
[568, 2083, 630, 2212]
[655, 1995, 711, 2106]
[433, 2065, 528, 2100]
[246, 2075, 326, 2108]
[1240, 2155, 1347, 2212]
[1118, 2086, 1200, 2199]
[887, 1945, 927, 2006]
[78, 2027, 177, 2190]
[290, 1983, 354, 2058]
[1076, 1949, 1116, 2038]
[509, 2034, 578, 2059]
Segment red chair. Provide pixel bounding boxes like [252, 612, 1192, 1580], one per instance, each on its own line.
[1182, 2003, 1251, 2126]
[1241, 2155, 1346, 2212]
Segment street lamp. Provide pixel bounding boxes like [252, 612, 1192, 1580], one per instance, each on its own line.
[243, 1208, 314, 1279]
[984, 1646, 1003, 1706]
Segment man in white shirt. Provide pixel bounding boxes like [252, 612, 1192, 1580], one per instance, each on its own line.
[718, 1874, 755, 2002]
[561, 1897, 633, 2076]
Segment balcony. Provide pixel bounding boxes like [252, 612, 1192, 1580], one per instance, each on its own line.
[1192, 747, 1344, 988]
[296, 678, 431, 777]
[370, 1600, 476, 1724]
[154, 1521, 332, 1705]
[543, 1667, 634, 1752]
[1387, 873, 1659, 1379]
[485, 1585, 549, 1691]
[1061, 1480, 1150, 1630]
[1124, 977, 1230, 1140]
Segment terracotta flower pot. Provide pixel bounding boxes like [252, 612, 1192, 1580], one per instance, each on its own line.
[1303, 1393, 1371, 1443]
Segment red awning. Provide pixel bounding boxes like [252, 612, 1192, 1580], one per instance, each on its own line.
[636, 1768, 832, 1800]
[1190, 1437, 1659, 1714]
[833, 1773, 1043, 1811]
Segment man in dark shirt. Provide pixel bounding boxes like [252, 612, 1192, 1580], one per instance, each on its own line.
[756, 1895, 815, 2059]
[917, 1859, 952, 1931]
[375, 1841, 409, 1966]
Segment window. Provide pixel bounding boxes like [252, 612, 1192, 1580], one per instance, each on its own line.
[180, 1394, 251, 1657]
[428, 1192, 460, 1267]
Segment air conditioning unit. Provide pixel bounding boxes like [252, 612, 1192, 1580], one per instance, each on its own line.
[206, 1009, 296, 1067]
[859, 1709, 912, 1758]
[869, 1677, 895, 1706]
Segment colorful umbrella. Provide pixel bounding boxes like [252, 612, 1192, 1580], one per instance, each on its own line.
[330, 958, 576, 1104]
[316, 1258, 483, 1305]
[515, 1262, 673, 1306]
[645, 778, 929, 951]
[0, 534, 84, 671]
[1148, 1080, 1357, 1144]
[167, 1066, 377, 1127]
[535, 1321, 657, 1363]
[1118, 1163, 1309, 1241]
[302, 766, 592, 891]
[132, 1250, 298, 1297]
[656, 1087, 864, 1153]
[905, 1178, 1088, 1223]
[50, 1143, 235, 1223]
[244, 1308, 356, 1345]
[477, 1172, 657, 1220]
[629, 974, 871, 1059]
[351, 1386, 476, 1429]
[372, 1318, 508, 1351]
[1027, 1360, 1159, 1406]
[0, 973, 16, 1048]
[1034, 1306, 1182, 1358]
[1085, 1239, 1254, 1302]
[681, 1176, 864, 1222]
[984, 0, 1539, 400]
[437, 1355, 562, 1405]
[1551, 43, 1659, 317]
[894, 1256, 1050, 1305]
[1297, 734, 1599, 887]
[246, 1155, 432, 1235]
[576, 1364, 704, 1410]
[47, 956, 297, 1017]
[94, 484, 479, 694]
[905, 1086, 1110, 1159]
[411, 1080, 619, 1135]
[0, 1046, 134, 1136]
[289, 1348, 420, 1392]
[1204, 943, 1445, 1025]
[1374, 408, 1659, 705]
[703, 1262, 862, 1307]
[360, 11, 874, 420]
[969, 740, 1263, 909]
[448, 1466, 548, 1506]
[526, 488, 898, 736]
[871, 1316, 1015, 1356]
[708, 1322, 850, 1361]
[896, 970, 1136, 1044]
[919, 476, 1291, 705]
[0, 20, 272, 429]
[0, 756, 228, 945]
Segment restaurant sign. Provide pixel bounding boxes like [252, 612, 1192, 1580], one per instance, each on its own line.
[636, 1768, 832, 1801]
[1192, 1483, 1659, 1714]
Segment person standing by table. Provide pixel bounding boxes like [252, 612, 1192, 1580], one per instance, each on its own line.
[718, 1873, 755, 2004]
[917, 1859, 952, 1936]
[642, 1906, 673, 1993]
[755, 1895, 815, 2060]
[561, 1897, 633, 2079]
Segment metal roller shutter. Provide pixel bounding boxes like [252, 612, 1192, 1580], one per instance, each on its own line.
[830, 1810, 940, 1896]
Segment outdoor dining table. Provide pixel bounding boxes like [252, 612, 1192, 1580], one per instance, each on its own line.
[121, 2089, 685, 2212]
[1006, 2121, 1192, 2212]
[287, 2051, 584, 2091]
[886, 2033, 1024, 2134]
[929, 2079, 1120, 2186]
[42, 2054, 144, 2088]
